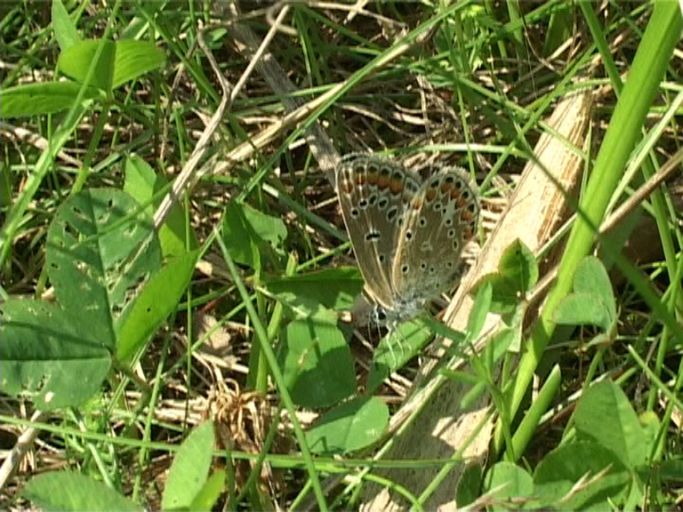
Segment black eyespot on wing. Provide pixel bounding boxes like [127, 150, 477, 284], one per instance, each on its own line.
[401, 264, 409, 274]
[378, 197, 389, 209]
[365, 231, 381, 242]
[387, 206, 398, 221]
[448, 228, 456, 238]
[419, 217, 427, 227]
[420, 262, 427, 270]
[359, 198, 368, 208]
[379, 253, 386, 263]
[351, 207, 360, 218]
[433, 202, 442, 211]
[377, 308, 387, 322]
[405, 230, 413, 241]
[368, 194, 378, 206]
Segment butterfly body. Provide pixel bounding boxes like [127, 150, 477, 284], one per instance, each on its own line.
[336, 153, 479, 326]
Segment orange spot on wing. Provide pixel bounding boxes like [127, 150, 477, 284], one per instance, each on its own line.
[367, 169, 379, 185]
[389, 177, 404, 194]
[426, 188, 437, 201]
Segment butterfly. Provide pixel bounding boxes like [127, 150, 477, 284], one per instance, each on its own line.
[335, 153, 479, 327]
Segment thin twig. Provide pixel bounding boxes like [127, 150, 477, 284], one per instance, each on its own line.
[0, 410, 45, 491]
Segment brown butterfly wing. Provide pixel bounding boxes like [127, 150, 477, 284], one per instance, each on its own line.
[391, 166, 479, 302]
[336, 154, 420, 309]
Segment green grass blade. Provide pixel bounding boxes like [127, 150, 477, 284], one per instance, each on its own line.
[505, 0, 682, 456]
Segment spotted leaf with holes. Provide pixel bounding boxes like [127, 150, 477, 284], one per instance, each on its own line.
[0, 299, 110, 410]
[45, 188, 162, 351]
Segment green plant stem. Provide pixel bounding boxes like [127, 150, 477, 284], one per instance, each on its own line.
[627, 345, 683, 460]
[235, 408, 282, 506]
[258, 254, 297, 393]
[579, 2, 623, 96]
[502, 0, 682, 458]
[71, 101, 112, 193]
[132, 334, 172, 502]
[583, 0, 683, 415]
[215, 231, 328, 511]
[506, 364, 561, 462]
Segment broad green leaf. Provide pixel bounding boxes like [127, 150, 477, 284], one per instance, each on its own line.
[223, 201, 287, 269]
[368, 318, 432, 392]
[455, 464, 483, 507]
[467, 280, 492, 341]
[533, 441, 631, 510]
[116, 250, 198, 360]
[46, 188, 162, 351]
[112, 40, 165, 89]
[162, 422, 215, 511]
[58, 39, 116, 93]
[305, 396, 389, 454]
[51, 0, 81, 51]
[23, 471, 141, 511]
[0, 82, 101, 118]
[0, 300, 110, 410]
[574, 381, 648, 468]
[572, 256, 616, 321]
[265, 267, 363, 312]
[190, 470, 226, 512]
[280, 312, 355, 408]
[660, 458, 683, 483]
[0, 165, 10, 206]
[639, 411, 660, 457]
[497, 239, 538, 292]
[475, 273, 517, 315]
[481, 326, 518, 368]
[554, 257, 616, 333]
[474, 239, 537, 315]
[123, 154, 197, 258]
[123, 155, 158, 217]
[553, 292, 613, 332]
[483, 461, 533, 509]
